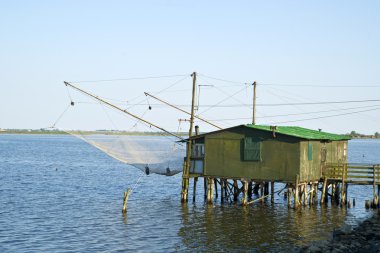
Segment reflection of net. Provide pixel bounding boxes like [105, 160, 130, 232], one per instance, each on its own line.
[70, 132, 185, 176]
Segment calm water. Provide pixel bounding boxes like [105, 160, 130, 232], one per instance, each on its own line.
[0, 135, 379, 252]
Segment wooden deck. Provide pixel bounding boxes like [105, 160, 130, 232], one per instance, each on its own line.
[323, 163, 380, 185]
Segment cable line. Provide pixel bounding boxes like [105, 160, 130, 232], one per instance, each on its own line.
[69, 74, 189, 83]
[267, 107, 380, 125]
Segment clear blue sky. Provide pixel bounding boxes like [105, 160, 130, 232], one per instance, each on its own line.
[1, 1, 379, 134]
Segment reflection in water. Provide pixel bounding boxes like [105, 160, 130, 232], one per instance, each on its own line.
[178, 197, 353, 252]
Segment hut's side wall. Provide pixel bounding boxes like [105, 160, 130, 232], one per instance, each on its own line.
[203, 128, 301, 182]
[299, 140, 348, 182]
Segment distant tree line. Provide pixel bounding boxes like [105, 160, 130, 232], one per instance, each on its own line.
[348, 131, 380, 139]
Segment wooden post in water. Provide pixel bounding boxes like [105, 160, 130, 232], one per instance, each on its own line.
[341, 165, 346, 205]
[233, 180, 238, 202]
[294, 175, 300, 208]
[248, 181, 253, 200]
[271, 181, 275, 203]
[264, 182, 269, 195]
[220, 179, 225, 202]
[214, 178, 218, 199]
[193, 177, 198, 202]
[321, 177, 328, 204]
[373, 165, 378, 207]
[204, 177, 207, 200]
[122, 188, 132, 214]
[243, 181, 248, 206]
[260, 182, 264, 203]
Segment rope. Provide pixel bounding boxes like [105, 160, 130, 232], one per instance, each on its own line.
[50, 103, 71, 128]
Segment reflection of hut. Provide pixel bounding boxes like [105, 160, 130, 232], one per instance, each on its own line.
[185, 124, 350, 205]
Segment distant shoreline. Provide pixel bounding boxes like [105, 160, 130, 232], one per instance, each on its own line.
[1, 129, 379, 139]
[0, 129, 189, 136]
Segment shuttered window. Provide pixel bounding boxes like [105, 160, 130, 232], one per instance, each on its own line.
[242, 137, 262, 161]
[308, 143, 313, 161]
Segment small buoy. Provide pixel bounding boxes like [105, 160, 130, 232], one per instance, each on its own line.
[166, 167, 171, 176]
[148, 105, 152, 110]
[145, 166, 150, 175]
[70, 101, 75, 106]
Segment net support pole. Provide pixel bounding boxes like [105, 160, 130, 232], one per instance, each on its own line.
[252, 81, 257, 125]
[181, 72, 197, 203]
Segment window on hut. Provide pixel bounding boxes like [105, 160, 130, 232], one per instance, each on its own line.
[242, 137, 262, 161]
[308, 143, 313, 161]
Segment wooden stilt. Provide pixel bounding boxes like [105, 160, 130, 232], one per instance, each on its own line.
[341, 165, 346, 205]
[243, 181, 248, 205]
[264, 182, 269, 195]
[193, 177, 198, 202]
[224, 179, 228, 199]
[220, 179, 225, 202]
[294, 175, 299, 208]
[260, 182, 264, 203]
[271, 181, 275, 203]
[321, 177, 327, 204]
[253, 182, 260, 194]
[210, 177, 215, 203]
[214, 178, 218, 199]
[248, 181, 253, 200]
[204, 177, 207, 200]
[233, 180, 238, 202]
[287, 187, 291, 207]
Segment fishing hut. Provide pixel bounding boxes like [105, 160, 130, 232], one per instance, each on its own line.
[182, 124, 351, 207]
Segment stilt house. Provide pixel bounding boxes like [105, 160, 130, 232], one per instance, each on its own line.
[188, 125, 350, 183]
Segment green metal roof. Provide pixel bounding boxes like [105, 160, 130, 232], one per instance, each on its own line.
[244, 124, 351, 141]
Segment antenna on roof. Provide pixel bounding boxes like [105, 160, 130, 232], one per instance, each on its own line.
[252, 81, 257, 125]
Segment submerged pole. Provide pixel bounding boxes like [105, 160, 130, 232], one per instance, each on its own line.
[122, 188, 132, 214]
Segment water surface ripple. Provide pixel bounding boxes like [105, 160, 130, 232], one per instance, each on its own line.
[0, 135, 378, 252]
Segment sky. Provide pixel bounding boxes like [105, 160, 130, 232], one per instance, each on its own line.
[1, 1, 379, 134]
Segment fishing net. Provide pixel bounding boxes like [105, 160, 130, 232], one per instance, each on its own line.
[53, 76, 199, 176]
[68, 131, 186, 176]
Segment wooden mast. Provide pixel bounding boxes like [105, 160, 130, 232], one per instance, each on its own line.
[252, 81, 257, 125]
[181, 72, 197, 202]
[64, 81, 184, 140]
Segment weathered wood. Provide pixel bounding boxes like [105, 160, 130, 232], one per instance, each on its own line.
[248, 181, 253, 200]
[242, 180, 248, 206]
[321, 177, 327, 204]
[122, 188, 132, 213]
[233, 180, 238, 202]
[294, 175, 299, 208]
[204, 177, 207, 200]
[271, 181, 275, 203]
[214, 178, 218, 199]
[193, 177, 198, 202]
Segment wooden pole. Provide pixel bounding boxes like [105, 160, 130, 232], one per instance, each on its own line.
[181, 72, 197, 203]
[122, 188, 132, 214]
[252, 81, 257, 125]
[204, 177, 207, 200]
[321, 177, 327, 204]
[193, 177, 198, 202]
[64, 81, 184, 140]
[294, 175, 299, 208]
[214, 178, 218, 199]
[243, 181, 248, 206]
[260, 182, 264, 203]
[341, 165, 346, 205]
[221, 179, 225, 202]
[248, 181, 253, 200]
[271, 181, 275, 203]
[233, 180, 238, 202]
